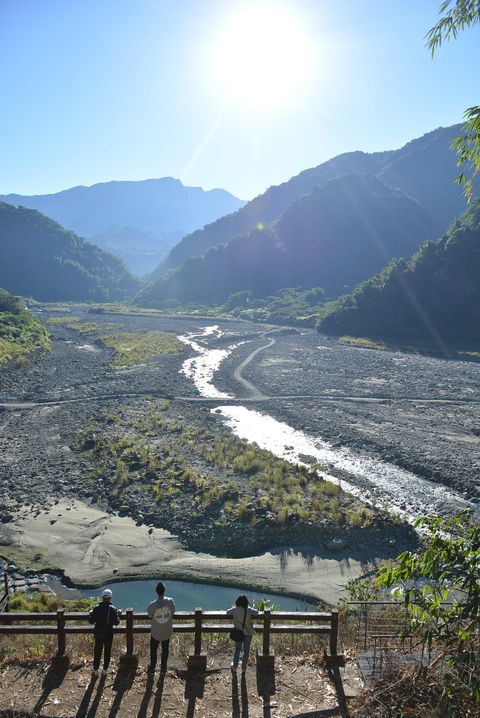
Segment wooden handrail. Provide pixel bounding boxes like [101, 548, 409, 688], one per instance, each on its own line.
[0, 608, 340, 661]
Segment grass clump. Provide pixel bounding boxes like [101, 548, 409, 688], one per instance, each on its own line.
[338, 336, 388, 351]
[100, 330, 184, 366]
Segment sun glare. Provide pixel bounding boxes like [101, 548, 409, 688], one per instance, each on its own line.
[210, 3, 315, 113]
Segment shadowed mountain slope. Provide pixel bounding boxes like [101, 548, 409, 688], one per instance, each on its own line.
[162, 124, 465, 272]
[136, 174, 437, 307]
[317, 201, 480, 347]
[0, 202, 140, 301]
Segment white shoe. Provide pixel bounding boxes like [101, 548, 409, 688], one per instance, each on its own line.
[92, 669, 99, 677]
[102, 668, 108, 676]
[230, 662, 237, 671]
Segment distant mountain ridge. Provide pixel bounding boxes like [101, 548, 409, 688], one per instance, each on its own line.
[0, 178, 245, 274]
[162, 124, 465, 272]
[0, 202, 140, 301]
[136, 174, 437, 307]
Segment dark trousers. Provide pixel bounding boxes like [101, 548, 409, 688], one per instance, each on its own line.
[93, 630, 114, 670]
[150, 636, 170, 670]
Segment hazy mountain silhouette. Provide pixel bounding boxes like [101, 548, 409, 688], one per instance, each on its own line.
[161, 124, 465, 272]
[136, 174, 437, 307]
[0, 178, 245, 274]
[0, 202, 140, 301]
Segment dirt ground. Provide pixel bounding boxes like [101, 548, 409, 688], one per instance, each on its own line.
[0, 654, 355, 718]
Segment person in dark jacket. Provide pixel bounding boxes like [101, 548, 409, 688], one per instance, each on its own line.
[88, 588, 121, 676]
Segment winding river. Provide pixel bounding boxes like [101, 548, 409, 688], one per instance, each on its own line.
[179, 326, 475, 524]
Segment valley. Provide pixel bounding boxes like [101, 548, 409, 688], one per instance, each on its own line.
[0, 309, 478, 604]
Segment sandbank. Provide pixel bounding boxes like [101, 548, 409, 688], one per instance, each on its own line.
[1, 499, 374, 605]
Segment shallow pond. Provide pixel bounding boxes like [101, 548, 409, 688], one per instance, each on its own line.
[78, 578, 314, 612]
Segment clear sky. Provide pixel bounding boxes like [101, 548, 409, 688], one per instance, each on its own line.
[1, 0, 478, 200]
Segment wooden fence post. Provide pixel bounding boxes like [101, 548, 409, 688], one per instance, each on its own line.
[187, 607, 206, 672]
[194, 608, 202, 656]
[263, 608, 271, 656]
[51, 608, 69, 669]
[120, 608, 138, 668]
[329, 608, 338, 657]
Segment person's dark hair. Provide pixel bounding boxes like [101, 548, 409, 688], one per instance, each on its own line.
[156, 582, 166, 597]
[235, 594, 249, 608]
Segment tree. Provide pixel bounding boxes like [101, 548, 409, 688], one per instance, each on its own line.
[426, 1, 480, 199]
[376, 512, 480, 711]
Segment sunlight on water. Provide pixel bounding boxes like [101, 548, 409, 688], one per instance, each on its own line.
[213, 405, 473, 522]
[178, 325, 242, 399]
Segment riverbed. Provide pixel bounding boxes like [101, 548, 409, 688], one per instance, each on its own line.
[0, 310, 478, 603]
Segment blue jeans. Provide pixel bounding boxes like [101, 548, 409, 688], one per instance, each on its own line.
[232, 635, 252, 670]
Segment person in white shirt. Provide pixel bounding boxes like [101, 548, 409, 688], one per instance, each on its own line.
[226, 594, 259, 674]
[147, 582, 176, 673]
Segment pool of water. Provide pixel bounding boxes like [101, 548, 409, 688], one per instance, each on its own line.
[78, 579, 314, 612]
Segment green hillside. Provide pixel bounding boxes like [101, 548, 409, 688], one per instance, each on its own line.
[136, 174, 436, 307]
[163, 124, 464, 272]
[0, 202, 141, 301]
[0, 289, 50, 366]
[316, 202, 480, 349]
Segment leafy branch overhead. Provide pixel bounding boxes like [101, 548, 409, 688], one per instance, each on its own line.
[426, 0, 480, 198]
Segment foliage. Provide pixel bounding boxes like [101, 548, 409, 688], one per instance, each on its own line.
[72, 401, 397, 556]
[136, 175, 436, 308]
[8, 592, 97, 613]
[0, 289, 51, 366]
[426, 0, 480, 199]
[375, 512, 480, 714]
[0, 201, 140, 301]
[317, 202, 480, 350]
[100, 330, 184, 366]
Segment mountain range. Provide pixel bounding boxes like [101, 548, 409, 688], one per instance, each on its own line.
[160, 124, 466, 274]
[136, 173, 437, 306]
[136, 124, 469, 309]
[0, 178, 245, 275]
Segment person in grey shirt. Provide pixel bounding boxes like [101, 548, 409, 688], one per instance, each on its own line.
[227, 594, 259, 674]
[147, 581, 176, 673]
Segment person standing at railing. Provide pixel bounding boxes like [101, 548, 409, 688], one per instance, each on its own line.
[147, 581, 176, 674]
[88, 589, 121, 677]
[227, 594, 259, 675]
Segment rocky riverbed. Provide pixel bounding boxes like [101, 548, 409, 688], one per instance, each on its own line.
[0, 308, 478, 594]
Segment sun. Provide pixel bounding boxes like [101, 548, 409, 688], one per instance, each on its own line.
[209, 3, 315, 113]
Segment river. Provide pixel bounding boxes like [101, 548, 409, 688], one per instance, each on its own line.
[179, 326, 476, 523]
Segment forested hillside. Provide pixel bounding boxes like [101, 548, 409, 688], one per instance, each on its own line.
[317, 202, 480, 348]
[136, 175, 436, 307]
[162, 124, 464, 271]
[0, 178, 245, 274]
[0, 202, 140, 301]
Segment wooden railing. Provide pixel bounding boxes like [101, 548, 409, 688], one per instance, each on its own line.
[0, 572, 8, 613]
[0, 607, 339, 664]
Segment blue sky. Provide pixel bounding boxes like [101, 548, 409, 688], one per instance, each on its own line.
[1, 0, 478, 200]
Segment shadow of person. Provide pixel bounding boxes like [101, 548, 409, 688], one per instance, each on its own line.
[33, 662, 68, 715]
[82, 674, 107, 718]
[231, 672, 240, 718]
[106, 666, 137, 718]
[136, 671, 155, 718]
[149, 671, 166, 718]
[240, 674, 249, 718]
